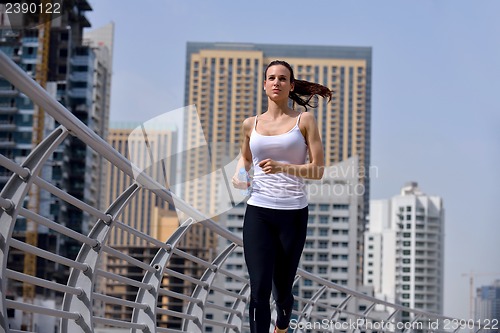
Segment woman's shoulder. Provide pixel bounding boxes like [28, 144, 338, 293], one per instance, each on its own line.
[299, 111, 317, 127]
[298, 112, 319, 137]
[242, 116, 256, 134]
[299, 111, 315, 121]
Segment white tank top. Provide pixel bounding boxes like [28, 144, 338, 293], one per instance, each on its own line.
[247, 112, 308, 210]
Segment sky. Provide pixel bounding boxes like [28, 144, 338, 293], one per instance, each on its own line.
[86, 0, 500, 320]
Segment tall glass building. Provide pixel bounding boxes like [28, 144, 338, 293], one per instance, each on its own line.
[0, 1, 112, 302]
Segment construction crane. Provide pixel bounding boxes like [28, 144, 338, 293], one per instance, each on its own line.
[461, 271, 500, 320]
[22, 1, 51, 331]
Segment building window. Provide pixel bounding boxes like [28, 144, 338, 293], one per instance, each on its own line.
[319, 204, 329, 211]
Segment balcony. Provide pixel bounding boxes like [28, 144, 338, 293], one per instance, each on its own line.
[70, 56, 90, 67]
[0, 122, 16, 131]
[67, 88, 90, 99]
[0, 139, 16, 148]
[0, 106, 18, 114]
[0, 89, 19, 97]
[69, 72, 90, 82]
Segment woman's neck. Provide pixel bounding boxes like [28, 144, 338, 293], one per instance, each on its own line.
[266, 99, 292, 118]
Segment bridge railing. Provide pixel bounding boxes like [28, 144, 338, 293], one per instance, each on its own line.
[0, 50, 479, 333]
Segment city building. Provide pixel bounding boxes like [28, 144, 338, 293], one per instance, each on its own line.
[60, 21, 114, 261]
[0, 0, 113, 290]
[475, 280, 500, 323]
[363, 182, 445, 321]
[1, 2, 114, 331]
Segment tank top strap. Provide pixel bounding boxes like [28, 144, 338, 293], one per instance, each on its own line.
[253, 115, 258, 130]
[295, 112, 303, 126]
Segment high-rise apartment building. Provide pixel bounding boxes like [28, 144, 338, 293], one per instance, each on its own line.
[475, 280, 500, 323]
[0, 0, 113, 294]
[60, 21, 114, 260]
[104, 124, 180, 326]
[363, 182, 445, 321]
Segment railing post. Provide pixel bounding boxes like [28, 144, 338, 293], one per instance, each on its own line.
[130, 218, 195, 333]
[61, 184, 140, 333]
[182, 243, 240, 333]
[0, 127, 68, 333]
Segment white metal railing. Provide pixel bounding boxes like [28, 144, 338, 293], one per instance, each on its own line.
[0, 49, 483, 333]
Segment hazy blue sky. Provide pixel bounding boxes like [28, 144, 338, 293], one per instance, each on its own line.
[87, 0, 500, 320]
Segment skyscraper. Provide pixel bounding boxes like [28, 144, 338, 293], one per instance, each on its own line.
[60, 21, 114, 260]
[0, 0, 112, 294]
[364, 182, 445, 321]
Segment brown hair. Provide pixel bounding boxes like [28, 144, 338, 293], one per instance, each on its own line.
[264, 60, 332, 111]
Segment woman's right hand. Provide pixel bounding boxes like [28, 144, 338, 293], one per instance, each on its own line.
[231, 174, 250, 190]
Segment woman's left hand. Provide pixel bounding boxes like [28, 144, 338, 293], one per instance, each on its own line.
[258, 159, 284, 174]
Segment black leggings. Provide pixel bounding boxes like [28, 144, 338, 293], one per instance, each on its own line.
[243, 204, 309, 333]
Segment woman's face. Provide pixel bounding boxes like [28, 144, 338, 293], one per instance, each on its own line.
[264, 64, 294, 101]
